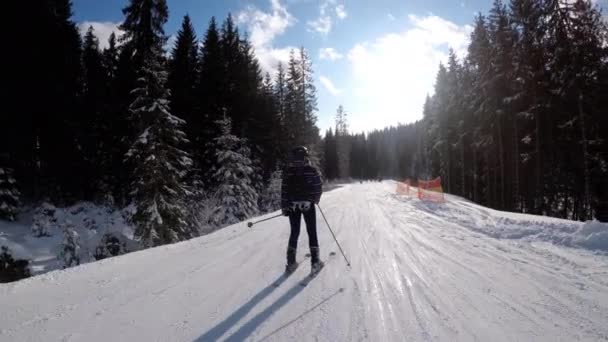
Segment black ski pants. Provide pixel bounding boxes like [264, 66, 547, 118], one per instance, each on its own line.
[288, 206, 319, 251]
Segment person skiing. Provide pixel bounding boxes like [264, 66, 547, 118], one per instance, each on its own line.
[281, 146, 323, 274]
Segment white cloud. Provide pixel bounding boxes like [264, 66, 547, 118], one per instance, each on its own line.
[164, 34, 177, 55]
[346, 14, 472, 131]
[77, 21, 123, 49]
[319, 76, 342, 96]
[387, 13, 396, 21]
[319, 47, 343, 61]
[237, 0, 296, 75]
[307, 0, 346, 35]
[308, 14, 332, 35]
[335, 4, 347, 19]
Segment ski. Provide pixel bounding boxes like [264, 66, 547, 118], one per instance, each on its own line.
[299, 270, 321, 286]
[299, 252, 336, 286]
[299, 262, 325, 286]
[273, 263, 299, 287]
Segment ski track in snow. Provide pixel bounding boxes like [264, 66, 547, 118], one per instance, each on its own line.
[1, 182, 608, 341]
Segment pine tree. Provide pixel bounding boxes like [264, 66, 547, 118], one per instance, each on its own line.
[298, 47, 320, 146]
[36, 0, 83, 201]
[103, 33, 119, 81]
[258, 72, 284, 174]
[275, 62, 287, 124]
[58, 220, 80, 268]
[544, 0, 608, 220]
[211, 117, 259, 226]
[102, 32, 130, 204]
[120, 0, 169, 69]
[122, 0, 195, 247]
[485, 0, 517, 209]
[82, 26, 109, 199]
[509, 0, 546, 213]
[220, 14, 242, 132]
[196, 17, 224, 182]
[284, 48, 320, 153]
[335, 105, 350, 179]
[31, 203, 57, 237]
[7, 0, 83, 202]
[125, 51, 195, 247]
[168, 15, 198, 124]
[238, 38, 278, 179]
[0, 155, 20, 221]
[260, 168, 282, 212]
[274, 62, 290, 162]
[323, 129, 339, 180]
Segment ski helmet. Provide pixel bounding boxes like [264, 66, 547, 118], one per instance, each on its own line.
[291, 146, 309, 160]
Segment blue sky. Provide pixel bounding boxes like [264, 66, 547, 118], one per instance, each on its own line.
[72, 0, 590, 133]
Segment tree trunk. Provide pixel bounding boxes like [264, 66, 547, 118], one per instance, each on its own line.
[513, 117, 520, 212]
[485, 150, 492, 206]
[497, 119, 505, 210]
[534, 105, 543, 214]
[596, 177, 608, 222]
[473, 147, 478, 203]
[577, 92, 591, 221]
[461, 135, 466, 198]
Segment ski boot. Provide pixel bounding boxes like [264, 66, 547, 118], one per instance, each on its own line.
[285, 246, 299, 274]
[310, 247, 325, 275]
[285, 262, 299, 274]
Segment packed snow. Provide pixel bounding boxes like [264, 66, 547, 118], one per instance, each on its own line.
[1, 181, 608, 341]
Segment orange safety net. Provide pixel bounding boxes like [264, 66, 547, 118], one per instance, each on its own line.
[417, 177, 445, 202]
[396, 179, 411, 195]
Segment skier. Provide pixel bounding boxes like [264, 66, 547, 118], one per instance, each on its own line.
[281, 146, 323, 274]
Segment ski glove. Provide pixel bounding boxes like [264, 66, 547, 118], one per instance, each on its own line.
[282, 208, 291, 216]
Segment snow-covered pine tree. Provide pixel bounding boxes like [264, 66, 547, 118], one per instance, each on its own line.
[261, 168, 282, 212]
[125, 50, 195, 247]
[120, 0, 195, 247]
[31, 203, 56, 237]
[211, 117, 258, 227]
[94, 233, 128, 260]
[0, 159, 20, 221]
[58, 220, 80, 268]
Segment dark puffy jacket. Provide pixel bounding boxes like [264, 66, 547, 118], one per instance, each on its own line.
[281, 160, 322, 208]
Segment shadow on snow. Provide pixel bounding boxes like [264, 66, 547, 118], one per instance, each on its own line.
[195, 274, 344, 341]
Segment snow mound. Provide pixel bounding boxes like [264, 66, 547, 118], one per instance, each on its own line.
[570, 221, 608, 251]
[410, 191, 607, 254]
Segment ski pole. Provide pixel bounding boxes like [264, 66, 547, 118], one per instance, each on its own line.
[247, 213, 283, 228]
[316, 204, 351, 267]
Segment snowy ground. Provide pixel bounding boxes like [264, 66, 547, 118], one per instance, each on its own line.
[1, 181, 607, 341]
[0, 203, 136, 274]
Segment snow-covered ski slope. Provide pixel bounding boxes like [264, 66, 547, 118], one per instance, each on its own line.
[2, 182, 607, 342]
